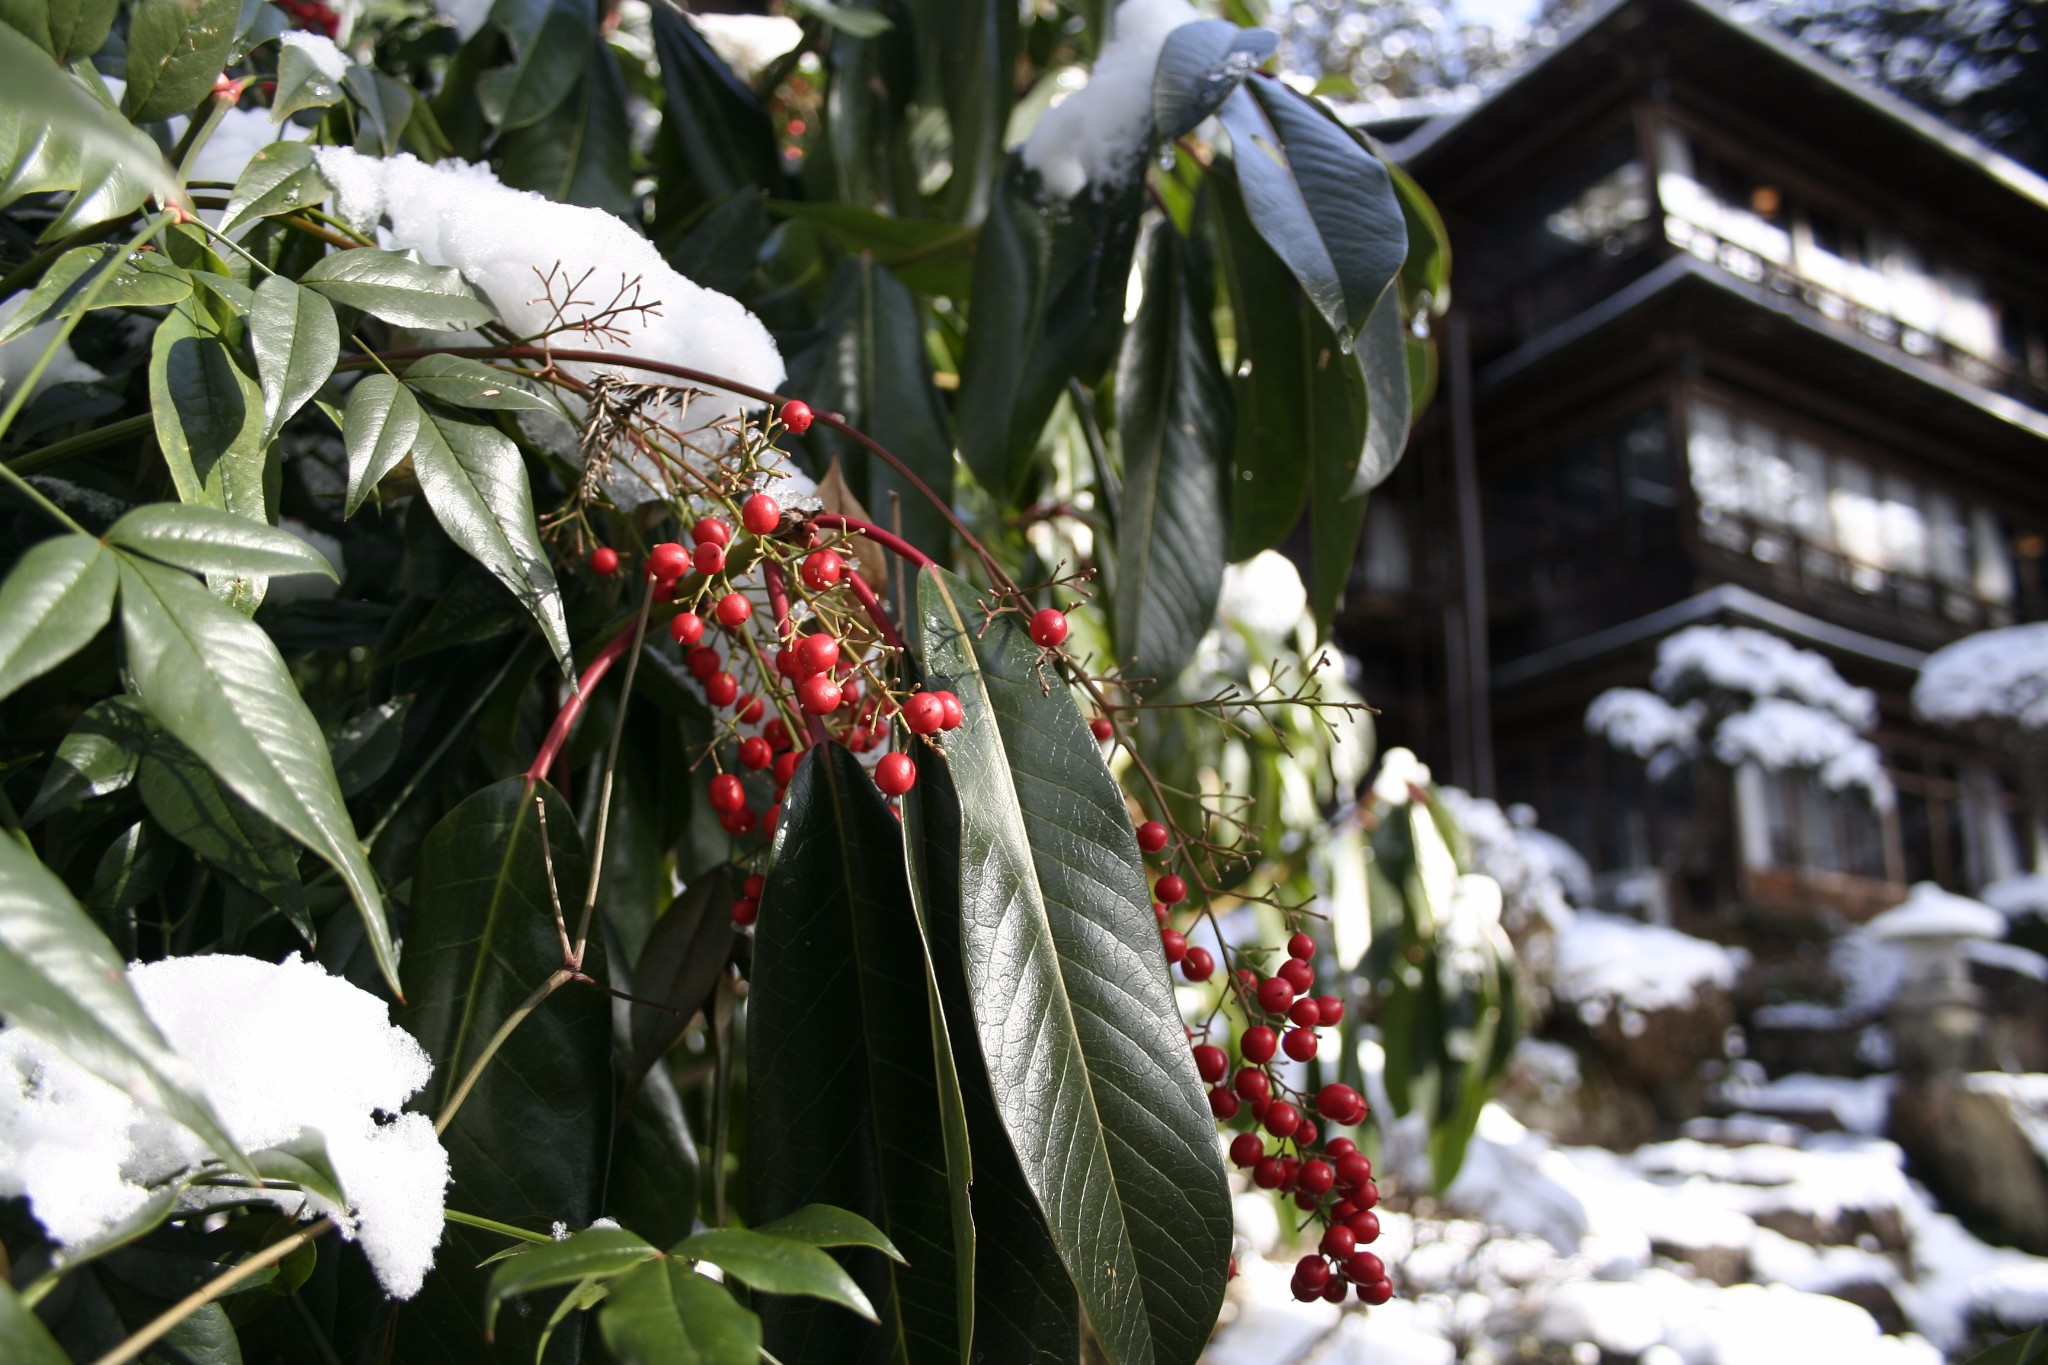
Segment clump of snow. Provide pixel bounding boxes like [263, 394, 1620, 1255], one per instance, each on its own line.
[1587, 687, 1702, 762]
[1370, 746, 1432, 807]
[278, 31, 348, 82]
[1436, 786, 1583, 932]
[1712, 696, 1893, 806]
[1217, 549, 1308, 639]
[1866, 881, 2005, 943]
[1962, 1073, 2048, 1167]
[1713, 1070, 1896, 1136]
[1020, 0, 1201, 198]
[0, 295, 104, 398]
[1985, 873, 2048, 921]
[1552, 912, 1746, 1021]
[1913, 622, 2048, 732]
[688, 13, 803, 81]
[1654, 624, 1877, 727]
[265, 517, 344, 607]
[0, 954, 448, 1299]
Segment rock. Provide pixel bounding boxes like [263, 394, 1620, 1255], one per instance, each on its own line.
[1888, 1074, 2048, 1255]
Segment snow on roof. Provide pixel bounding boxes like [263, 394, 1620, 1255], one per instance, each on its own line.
[1020, 0, 1201, 198]
[1984, 873, 2048, 920]
[1866, 881, 2006, 942]
[1654, 624, 1878, 727]
[0, 954, 448, 1299]
[1551, 912, 1746, 1016]
[1712, 697, 1893, 807]
[1585, 687, 1700, 759]
[1913, 621, 2048, 733]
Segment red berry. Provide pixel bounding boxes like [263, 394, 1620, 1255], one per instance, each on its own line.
[765, 719, 793, 751]
[1193, 1044, 1227, 1083]
[720, 806, 757, 835]
[1228, 1257, 1238, 1280]
[1240, 1026, 1277, 1064]
[737, 695, 766, 725]
[1229, 1133, 1265, 1168]
[743, 874, 766, 899]
[1181, 947, 1215, 982]
[797, 633, 839, 675]
[779, 399, 813, 434]
[1317, 1083, 1366, 1124]
[1278, 957, 1314, 994]
[670, 611, 705, 646]
[1135, 820, 1168, 854]
[875, 752, 916, 796]
[1293, 1255, 1330, 1292]
[1298, 1159, 1334, 1195]
[694, 542, 727, 575]
[590, 546, 619, 575]
[1152, 901, 1168, 924]
[1348, 1210, 1380, 1244]
[1295, 1119, 1318, 1147]
[1355, 1180, 1380, 1210]
[1288, 998, 1322, 1028]
[1320, 1225, 1356, 1260]
[692, 517, 731, 548]
[845, 727, 876, 753]
[1265, 1101, 1300, 1138]
[1155, 874, 1187, 905]
[904, 693, 945, 735]
[647, 541, 690, 579]
[1294, 1189, 1321, 1212]
[935, 692, 964, 730]
[1317, 995, 1345, 1027]
[740, 736, 772, 769]
[715, 592, 752, 627]
[1343, 1252, 1384, 1285]
[705, 672, 739, 707]
[1333, 1200, 1358, 1222]
[1320, 1278, 1348, 1304]
[1256, 977, 1296, 1015]
[1283, 1028, 1318, 1062]
[1359, 1278, 1393, 1305]
[774, 751, 800, 786]
[1207, 1087, 1239, 1119]
[731, 897, 759, 925]
[1233, 1067, 1270, 1101]
[1287, 931, 1316, 961]
[764, 802, 781, 830]
[1160, 928, 1186, 963]
[652, 578, 679, 603]
[1326, 1138, 1357, 1159]
[1335, 1152, 1372, 1186]
[686, 646, 720, 680]
[798, 675, 843, 714]
[1090, 717, 1113, 741]
[1252, 1157, 1285, 1190]
[742, 493, 780, 536]
[801, 548, 843, 591]
[1028, 607, 1068, 647]
[709, 774, 745, 812]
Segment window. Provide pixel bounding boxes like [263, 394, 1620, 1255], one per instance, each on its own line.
[1487, 406, 1676, 584]
[1742, 766, 1889, 881]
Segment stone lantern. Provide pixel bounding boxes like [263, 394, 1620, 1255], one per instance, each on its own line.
[1865, 881, 2004, 1076]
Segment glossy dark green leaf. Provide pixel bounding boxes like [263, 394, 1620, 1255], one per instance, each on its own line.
[24, 695, 153, 824]
[1151, 20, 1275, 142]
[1965, 1328, 2048, 1365]
[675, 1228, 875, 1323]
[1212, 172, 1309, 557]
[402, 354, 563, 416]
[299, 248, 497, 331]
[755, 1206, 906, 1262]
[789, 0, 891, 36]
[107, 503, 336, 582]
[0, 244, 189, 342]
[498, 30, 634, 218]
[137, 740, 308, 939]
[342, 63, 415, 157]
[396, 777, 611, 1365]
[484, 1228, 660, 1337]
[323, 695, 412, 798]
[4, 0, 117, 63]
[413, 410, 574, 679]
[667, 191, 766, 296]
[271, 37, 345, 122]
[0, 1278, 69, 1365]
[217, 141, 330, 234]
[121, 0, 239, 121]
[607, 1061, 700, 1251]
[1112, 218, 1229, 689]
[0, 835, 246, 1167]
[0, 28, 169, 233]
[765, 201, 977, 298]
[624, 870, 733, 1098]
[341, 374, 421, 516]
[747, 743, 964, 1363]
[789, 256, 955, 558]
[915, 567, 1231, 1365]
[1307, 292, 1408, 630]
[476, 0, 595, 131]
[249, 275, 338, 440]
[113, 554, 398, 993]
[249, 1127, 347, 1208]
[905, 0, 1015, 222]
[0, 533, 114, 702]
[651, 3, 787, 203]
[1389, 159, 1450, 312]
[88, 820, 173, 919]
[598, 1259, 760, 1365]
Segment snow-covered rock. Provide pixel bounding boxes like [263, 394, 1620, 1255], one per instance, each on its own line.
[1913, 622, 2048, 733]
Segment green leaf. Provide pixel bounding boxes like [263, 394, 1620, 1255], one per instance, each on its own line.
[0, 1278, 70, 1365]
[624, 869, 733, 1098]
[248, 275, 338, 439]
[299, 248, 497, 331]
[915, 567, 1232, 1365]
[401, 354, 564, 416]
[788, 256, 955, 559]
[23, 695, 153, 823]
[476, 0, 595, 132]
[904, 0, 1016, 222]
[121, 0, 240, 122]
[607, 1061, 701, 1252]
[675, 1228, 875, 1323]
[412, 409, 574, 679]
[650, 3, 787, 204]
[0, 533, 115, 702]
[113, 553, 398, 993]
[497, 30, 634, 218]
[218, 141, 330, 236]
[0, 834, 247, 1167]
[1966, 1329, 2048, 1365]
[598, 1259, 760, 1365]
[765, 201, 977, 299]
[107, 503, 336, 581]
[1112, 218, 1230, 690]
[323, 695, 412, 798]
[667, 191, 766, 296]
[151, 1302, 241, 1365]
[747, 743, 966, 1360]
[1212, 171, 1310, 557]
[250, 1127, 347, 1207]
[788, 0, 892, 37]
[88, 819, 173, 919]
[341, 63, 415, 158]
[271, 37, 345, 121]
[1307, 292, 1407, 631]
[753, 1206, 906, 1263]
[341, 374, 421, 516]
[11, 0, 117, 63]
[0, 28, 171, 235]
[395, 777, 611, 1365]
[137, 738, 309, 941]
[0, 244, 190, 343]
[1151, 20, 1275, 142]
[1389, 159, 1450, 312]
[484, 1228, 660, 1337]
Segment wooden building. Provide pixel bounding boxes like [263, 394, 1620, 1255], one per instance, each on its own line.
[1345, 0, 2048, 931]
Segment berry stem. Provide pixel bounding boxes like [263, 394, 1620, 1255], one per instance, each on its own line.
[844, 571, 909, 652]
[812, 512, 936, 571]
[762, 561, 830, 749]
[526, 621, 638, 784]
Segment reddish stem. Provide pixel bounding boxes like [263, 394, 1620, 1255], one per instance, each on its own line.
[813, 512, 935, 570]
[846, 572, 908, 652]
[526, 624, 637, 785]
[764, 561, 829, 749]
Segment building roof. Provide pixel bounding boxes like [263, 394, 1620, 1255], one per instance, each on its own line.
[1380, 0, 2048, 246]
